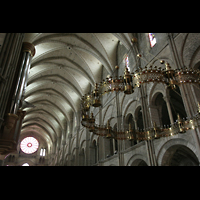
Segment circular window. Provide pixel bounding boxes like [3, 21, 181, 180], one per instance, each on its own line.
[20, 137, 39, 154]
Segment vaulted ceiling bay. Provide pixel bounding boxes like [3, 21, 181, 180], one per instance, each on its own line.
[22, 33, 134, 149]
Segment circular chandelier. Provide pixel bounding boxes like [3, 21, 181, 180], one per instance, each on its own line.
[81, 38, 200, 142]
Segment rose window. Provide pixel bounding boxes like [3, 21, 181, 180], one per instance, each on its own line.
[20, 137, 39, 154]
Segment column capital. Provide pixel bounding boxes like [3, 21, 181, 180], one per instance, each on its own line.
[22, 42, 36, 57]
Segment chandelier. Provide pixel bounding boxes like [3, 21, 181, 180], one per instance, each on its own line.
[92, 83, 101, 107]
[99, 76, 124, 95]
[124, 67, 134, 94]
[80, 38, 200, 142]
[161, 61, 200, 89]
[132, 64, 165, 88]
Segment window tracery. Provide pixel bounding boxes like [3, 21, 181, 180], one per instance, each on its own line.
[20, 137, 39, 154]
[148, 33, 156, 47]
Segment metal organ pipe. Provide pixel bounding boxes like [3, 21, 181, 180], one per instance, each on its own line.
[1, 34, 23, 118]
[10, 42, 35, 114]
[10, 52, 27, 114]
[0, 33, 14, 76]
[13, 52, 31, 114]
[0, 33, 23, 128]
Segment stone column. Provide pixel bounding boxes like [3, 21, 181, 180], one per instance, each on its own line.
[140, 85, 158, 166]
[67, 133, 72, 166]
[56, 137, 61, 155]
[140, 86, 151, 129]
[179, 84, 198, 118]
[85, 129, 90, 166]
[60, 141, 66, 166]
[149, 105, 161, 127]
[163, 95, 174, 125]
[139, 86, 152, 165]
[149, 139, 157, 166]
[112, 138, 115, 155]
[75, 111, 81, 166]
[99, 106, 105, 162]
[133, 118, 140, 144]
[50, 140, 57, 164]
[167, 33, 182, 70]
[178, 84, 200, 157]
[145, 140, 152, 166]
[115, 92, 124, 166]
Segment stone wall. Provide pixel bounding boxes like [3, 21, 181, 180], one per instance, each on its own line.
[7, 33, 200, 166]
[58, 33, 200, 166]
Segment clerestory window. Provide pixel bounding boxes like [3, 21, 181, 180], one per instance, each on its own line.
[148, 33, 156, 47]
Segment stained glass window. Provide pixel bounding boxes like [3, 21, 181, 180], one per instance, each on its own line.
[125, 55, 130, 71]
[148, 33, 156, 47]
[20, 137, 39, 154]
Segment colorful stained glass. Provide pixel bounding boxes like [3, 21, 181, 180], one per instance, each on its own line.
[125, 55, 129, 67]
[148, 33, 156, 47]
[125, 55, 130, 71]
[20, 137, 39, 154]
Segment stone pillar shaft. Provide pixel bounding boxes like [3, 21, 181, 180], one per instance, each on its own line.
[163, 95, 174, 125]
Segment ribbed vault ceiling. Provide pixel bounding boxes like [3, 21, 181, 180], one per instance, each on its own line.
[22, 33, 134, 146]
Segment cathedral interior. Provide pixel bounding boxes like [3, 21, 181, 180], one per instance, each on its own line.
[1, 33, 200, 166]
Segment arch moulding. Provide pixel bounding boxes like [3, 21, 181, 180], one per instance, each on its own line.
[126, 154, 148, 166]
[156, 138, 199, 166]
